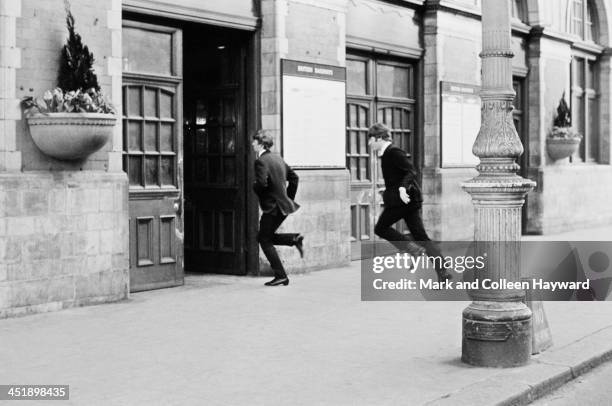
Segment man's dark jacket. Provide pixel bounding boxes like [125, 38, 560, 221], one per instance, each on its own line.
[254, 150, 300, 215]
[380, 145, 423, 208]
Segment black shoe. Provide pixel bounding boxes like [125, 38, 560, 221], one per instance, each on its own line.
[294, 235, 304, 258]
[265, 277, 289, 286]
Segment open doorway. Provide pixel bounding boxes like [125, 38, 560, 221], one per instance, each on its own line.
[183, 24, 255, 275]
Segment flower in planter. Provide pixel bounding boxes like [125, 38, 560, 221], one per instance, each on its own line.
[22, 87, 115, 115]
[20, 2, 115, 116]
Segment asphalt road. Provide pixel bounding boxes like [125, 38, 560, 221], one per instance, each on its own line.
[531, 361, 612, 405]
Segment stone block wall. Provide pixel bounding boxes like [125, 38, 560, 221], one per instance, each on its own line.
[525, 165, 612, 234]
[0, 0, 128, 317]
[259, 169, 350, 274]
[422, 168, 476, 241]
[258, 0, 351, 273]
[422, 8, 481, 240]
[0, 172, 129, 318]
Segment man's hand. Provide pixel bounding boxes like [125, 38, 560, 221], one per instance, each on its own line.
[399, 187, 411, 204]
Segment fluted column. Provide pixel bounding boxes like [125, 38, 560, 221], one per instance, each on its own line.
[461, 0, 536, 367]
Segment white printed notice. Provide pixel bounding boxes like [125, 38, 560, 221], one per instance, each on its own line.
[281, 60, 346, 167]
[441, 82, 481, 167]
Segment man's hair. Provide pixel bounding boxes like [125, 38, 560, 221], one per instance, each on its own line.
[253, 130, 274, 149]
[368, 123, 391, 141]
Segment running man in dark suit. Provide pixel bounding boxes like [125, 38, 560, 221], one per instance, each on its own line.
[252, 130, 304, 286]
[368, 123, 452, 283]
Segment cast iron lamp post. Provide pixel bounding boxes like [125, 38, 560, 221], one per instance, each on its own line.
[461, 0, 536, 367]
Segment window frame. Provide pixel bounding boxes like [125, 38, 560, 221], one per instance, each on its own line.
[570, 51, 600, 163]
[122, 20, 183, 196]
[568, 0, 598, 42]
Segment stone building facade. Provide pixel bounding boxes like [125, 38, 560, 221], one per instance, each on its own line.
[1, 0, 610, 317]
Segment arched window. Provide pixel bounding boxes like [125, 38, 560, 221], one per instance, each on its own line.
[511, 0, 526, 23]
[569, 0, 597, 42]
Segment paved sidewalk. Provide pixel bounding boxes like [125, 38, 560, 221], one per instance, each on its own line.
[2, 226, 612, 405]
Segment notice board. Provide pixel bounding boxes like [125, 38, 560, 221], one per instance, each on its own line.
[281, 59, 346, 168]
[440, 82, 481, 167]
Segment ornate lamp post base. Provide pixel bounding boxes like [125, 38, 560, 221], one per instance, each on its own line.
[462, 168, 536, 367]
[462, 301, 532, 367]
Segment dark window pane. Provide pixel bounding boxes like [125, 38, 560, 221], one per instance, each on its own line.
[222, 98, 235, 124]
[588, 97, 598, 161]
[160, 123, 174, 152]
[347, 59, 367, 95]
[208, 127, 221, 153]
[195, 100, 207, 125]
[144, 122, 158, 151]
[160, 91, 174, 119]
[587, 61, 596, 89]
[350, 131, 357, 154]
[224, 157, 235, 185]
[393, 108, 402, 128]
[123, 27, 173, 75]
[359, 105, 368, 128]
[586, 3, 596, 41]
[209, 157, 220, 183]
[573, 58, 585, 87]
[350, 205, 358, 240]
[161, 157, 175, 186]
[208, 100, 220, 124]
[128, 156, 142, 186]
[224, 129, 235, 153]
[195, 158, 207, 181]
[127, 87, 141, 116]
[144, 88, 157, 117]
[122, 120, 128, 153]
[349, 104, 357, 127]
[195, 129, 206, 154]
[359, 132, 367, 155]
[145, 156, 159, 186]
[377, 64, 409, 98]
[128, 121, 142, 151]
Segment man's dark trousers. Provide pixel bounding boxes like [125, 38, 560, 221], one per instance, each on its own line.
[374, 204, 443, 259]
[258, 208, 298, 279]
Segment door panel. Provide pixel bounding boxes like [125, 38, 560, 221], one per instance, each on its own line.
[123, 21, 183, 292]
[347, 99, 378, 259]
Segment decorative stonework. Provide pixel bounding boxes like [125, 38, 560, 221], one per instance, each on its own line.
[472, 100, 524, 158]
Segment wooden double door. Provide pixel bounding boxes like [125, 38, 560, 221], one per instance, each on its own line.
[123, 20, 250, 292]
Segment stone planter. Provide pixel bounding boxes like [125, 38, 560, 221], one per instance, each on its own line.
[26, 112, 116, 160]
[546, 137, 581, 161]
